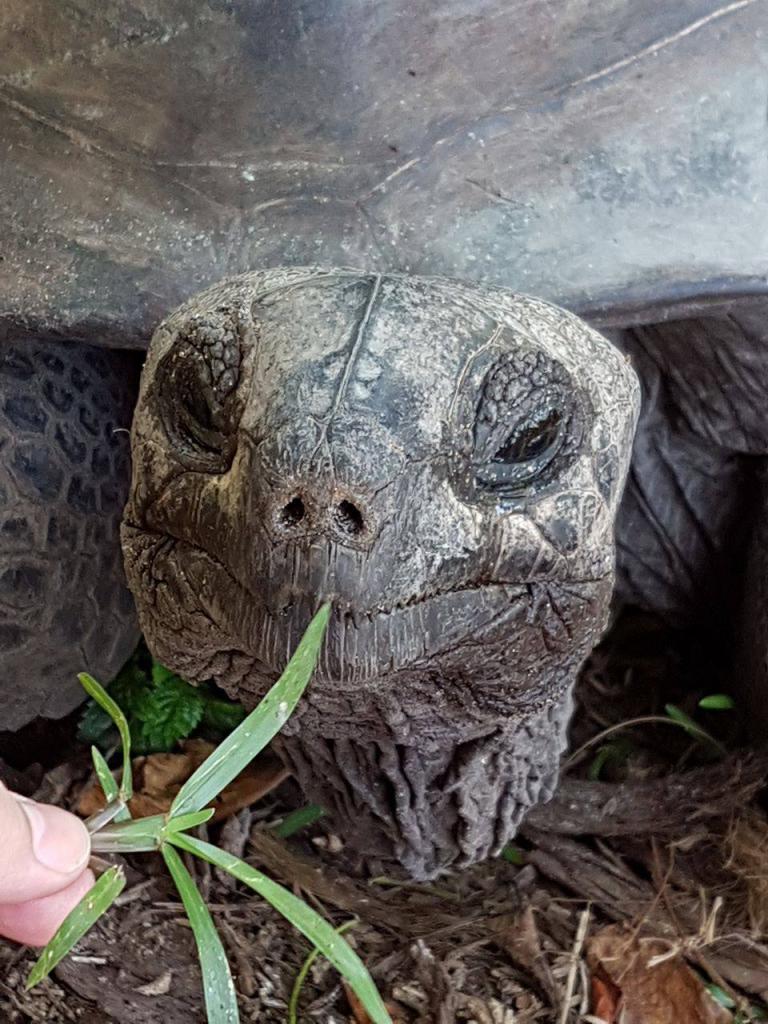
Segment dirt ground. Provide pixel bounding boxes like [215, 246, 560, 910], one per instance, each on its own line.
[1, 612, 767, 1024]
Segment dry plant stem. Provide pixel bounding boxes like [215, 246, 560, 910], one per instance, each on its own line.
[558, 905, 590, 1024]
[288, 919, 358, 1024]
[565, 715, 712, 769]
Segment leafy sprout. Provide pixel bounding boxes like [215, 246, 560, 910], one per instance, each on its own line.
[28, 604, 392, 1024]
[566, 695, 735, 770]
[78, 646, 246, 755]
[272, 803, 326, 839]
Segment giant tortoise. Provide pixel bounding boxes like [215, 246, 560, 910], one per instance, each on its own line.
[1, 0, 766, 877]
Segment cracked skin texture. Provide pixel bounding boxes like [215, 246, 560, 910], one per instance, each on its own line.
[122, 268, 639, 878]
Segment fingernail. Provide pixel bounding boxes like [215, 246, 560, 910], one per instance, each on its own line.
[17, 798, 91, 874]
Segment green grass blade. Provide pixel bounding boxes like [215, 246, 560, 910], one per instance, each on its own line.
[272, 804, 325, 839]
[166, 809, 216, 833]
[79, 673, 133, 801]
[699, 693, 736, 711]
[91, 746, 119, 802]
[90, 815, 165, 853]
[170, 604, 330, 817]
[664, 703, 725, 753]
[162, 844, 239, 1024]
[170, 833, 391, 1024]
[84, 797, 127, 835]
[26, 866, 125, 989]
[90, 746, 131, 823]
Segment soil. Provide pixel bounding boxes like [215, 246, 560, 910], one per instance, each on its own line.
[1, 611, 767, 1024]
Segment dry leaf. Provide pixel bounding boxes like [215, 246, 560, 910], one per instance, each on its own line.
[343, 981, 406, 1024]
[78, 739, 288, 822]
[587, 925, 732, 1024]
[493, 905, 559, 1005]
[590, 968, 622, 1023]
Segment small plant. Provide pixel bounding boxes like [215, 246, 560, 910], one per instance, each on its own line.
[27, 605, 392, 1024]
[571, 692, 737, 773]
[79, 644, 246, 754]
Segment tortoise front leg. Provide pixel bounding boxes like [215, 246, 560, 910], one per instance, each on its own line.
[0, 340, 139, 732]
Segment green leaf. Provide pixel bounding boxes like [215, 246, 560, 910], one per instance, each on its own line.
[26, 866, 125, 989]
[166, 809, 216, 833]
[705, 984, 736, 1010]
[699, 693, 736, 711]
[170, 832, 391, 1024]
[90, 747, 131, 823]
[91, 815, 165, 854]
[501, 844, 524, 866]
[78, 701, 115, 744]
[587, 745, 612, 782]
[162, 844, 239, 1024]
[587, 737, 634, 781]
[78, 673, 133, 801]
[171, 604, 330, 818]
[91, 746, 119, 803]
[151, 661, 178, 687]
[272, 804, 326, 839]
[200, 696, 247, 735]
[78, 658, 151, 746]
[135, 674, 205, 751]
[664, 703, 725, 752]
[110, 659, 153, 708]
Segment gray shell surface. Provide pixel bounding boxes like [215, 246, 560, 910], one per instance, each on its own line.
[0, 0, 766, 347]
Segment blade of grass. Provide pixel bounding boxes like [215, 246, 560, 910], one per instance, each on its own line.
[170, 604, 330, 817]
[288, 919, 357, 1024]
[84, 798, 128, 835]
[699, 694, 736, 711]
[170, 832, 391, 1024]
[91, 746, 119, 802]
[88, 746, 131, 826]
[166, 809, 216, 833]
[162, 844, 239, 1024]
[26, 866, 125, 989]
[272, 804, 325, 839]
[665, 703, 725, 753]
[587, 737, 634, 782]
[566, 711, 726, 768]
[78, 673, 133, 801]
[91, 814, 165, 854]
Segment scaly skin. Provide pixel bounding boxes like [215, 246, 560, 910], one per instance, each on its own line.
[123, 267, 639, 877]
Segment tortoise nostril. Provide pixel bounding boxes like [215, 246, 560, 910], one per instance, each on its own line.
[335, 499, 365, 536]
[279, 495, 305, 527]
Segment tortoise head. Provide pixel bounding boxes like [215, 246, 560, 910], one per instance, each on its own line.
[122, 267, 639, 874]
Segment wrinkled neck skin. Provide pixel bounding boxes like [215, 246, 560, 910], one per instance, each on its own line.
[122, 268, 639, 879]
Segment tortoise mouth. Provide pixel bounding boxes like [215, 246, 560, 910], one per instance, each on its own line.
[123, 524, 611, 704]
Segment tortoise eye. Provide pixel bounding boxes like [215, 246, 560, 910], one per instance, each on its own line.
[472, 350, 578, 497]
[476, 406, 565, 493]
[175, 360, 225, 456]
[493, 410, 562, 465]
[156, 310, 247, 472]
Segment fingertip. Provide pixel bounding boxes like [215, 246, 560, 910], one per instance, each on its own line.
[0, 868, 96, 947]
[0, 789, 91, 903]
